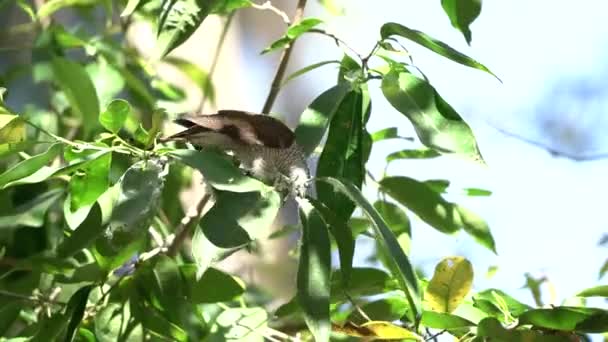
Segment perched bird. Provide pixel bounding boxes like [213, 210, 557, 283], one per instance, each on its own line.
[162, 110, 310, 198]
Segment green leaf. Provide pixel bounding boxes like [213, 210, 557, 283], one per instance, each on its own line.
[65, 144, 111, 213]
[0, 188, 63, 229]
[94, 303, 127, 342]
[51, 57, 100, 135]
[346, 296, 409, 325]
[464, 187, 492, 196]
[199, 189, 281, 248]
[386, 148, 441, 162]
[380, 22, 497, 79]
[296, 198, 331, 342]
[381, 69, 483, 162]
[156, 0, 213, 58]
[441, 0, 482, 45]
[282, 60, 340, 86]
[164, 56, 215, 105]
[425, 256, 473, 313]
[0, 114, 26, 153]
[317, 90, 366, 221]
[63, 285, 94, 342]
[330, 267, 399, 300]
[477, 317, 572, 341]
[316, 177, 420, 322]
[37, 0, 97, 18]
[0, 143, 62, 189]
[86, 58, 125, 106]
[214, 307, 267, 341]
[420, 311, 475, 329]
[371, 127, 413, 142]
[518, 307, 608, 333]
[262, 18, 323, 54]
[473, 289, 531, 320]
[380, 176, 496, 252]
[295, 85, 350, 156]
[120, 0, 141, 16]
[180, 265, 245, 303]
[373, 201, 410, 236]
[130, 292, 188, 342]
[99, 99, 131, 133]
[309, 197, 354, 288]
[96, 159, 165, 257]
[576, 285, 608, 298]
[170, 149, 268, 192]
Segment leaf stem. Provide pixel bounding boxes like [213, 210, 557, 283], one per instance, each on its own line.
[261, 0, 308, 114]
[166, 192, 212, 257]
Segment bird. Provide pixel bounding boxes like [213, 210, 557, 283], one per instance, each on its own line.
[161, 110, 310, 198]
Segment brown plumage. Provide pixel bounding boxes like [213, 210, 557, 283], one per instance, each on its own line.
[162, 110, 310, 198]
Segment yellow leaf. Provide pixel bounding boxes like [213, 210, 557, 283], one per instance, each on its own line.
[332, 321, 423, 340]
[425, 256, 473, 313]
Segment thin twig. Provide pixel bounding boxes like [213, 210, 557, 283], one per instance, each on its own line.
[250, 1, 290, 25]
[425, 329, 446, 342]
[167, 193, 212, 257]
[0, 289, 66, 307]
[261, 0, 308, 114]
[308, 28, 363, 61]
[198, 12, 235, 112]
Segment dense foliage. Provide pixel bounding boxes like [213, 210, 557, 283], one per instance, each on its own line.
[1, 0, 607, 341]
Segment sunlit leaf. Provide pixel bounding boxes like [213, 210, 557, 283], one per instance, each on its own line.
[425, 256, 473, 313]
[386, 148, 441, 162]
[51, 57, 100, 136]
[295, 84, 350, 156]
[262, 18, 324, 54]
[99, 99, 131, 134]
[473, 288, 531, 321]
[336, 321, 423, 340]
[441, 0, 482, 45]
[420, 311, 475, 329]
[0, 143, 62, 189]
[37, 0, 97, 18]
[380, 176, 496, 252]
[316, 177, 421, 322]
[382, 68, 484, 162]
[380, 22, 497, 79]
[0, 114, 26, 153]
[296, 198, 331, 342]
[518, 307, 608, 333]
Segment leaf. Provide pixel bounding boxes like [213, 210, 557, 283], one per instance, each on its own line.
[380, 176, 496, 252]
[477, 317, 573, 341]
[63, 285, 94, 342]
[330, 267, 399, 300]
[357, 321, 423, 340]
[518, 307, 608, 333]
[600, 259, 608, 279]
[37, 0, 97, 18]
[86, 58, 125, 107]
[316, 90, 366, 222]
[214, 307, 267, 341]
[96, 159, 165, 258]
[576, 285, 608, 298]
[373, 201, 410, 236]
[296, 198, 331, 342]
[156, 0, 213, 58]
[99, 99, 131, 133]
[464, 187, 492, 196]
[180, 265, 245, 303]
[130, 292, 188, 342]
[441, 0, 482, 45]
[65, 144, 111, 213]
[425, 256, 473, 313]
[316, 177, 420, 322]
[164, 56, 215, 105]
[473, 289, 531, 320]
[51, 57, 100, 135]
[0, 143, 62, 189]
[170, 149, 268, 192]
[346, 296, 409, 325]
[386, 148, 441, 162]
[380, 22, 497, 79]
[121, 0, 141, 16]
[382, 69, 483, 162]
[0, 188, 63, 229]
[262, 18, 324, 54]
[308, 198, 354, 288]
[420, 311, 475, 329]
[295, 85, 350, 156]
[0, 114, 26, 153]
[95, 303, 127, 342]
[282, 60, 340, 86]
[199, 189, 281, 248]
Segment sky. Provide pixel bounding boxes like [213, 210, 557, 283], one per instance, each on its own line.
[247, 0, 608, 307]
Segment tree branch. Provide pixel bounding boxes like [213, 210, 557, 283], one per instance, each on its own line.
[167, 192, 212, 257]
[261, 0, 308, 114]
